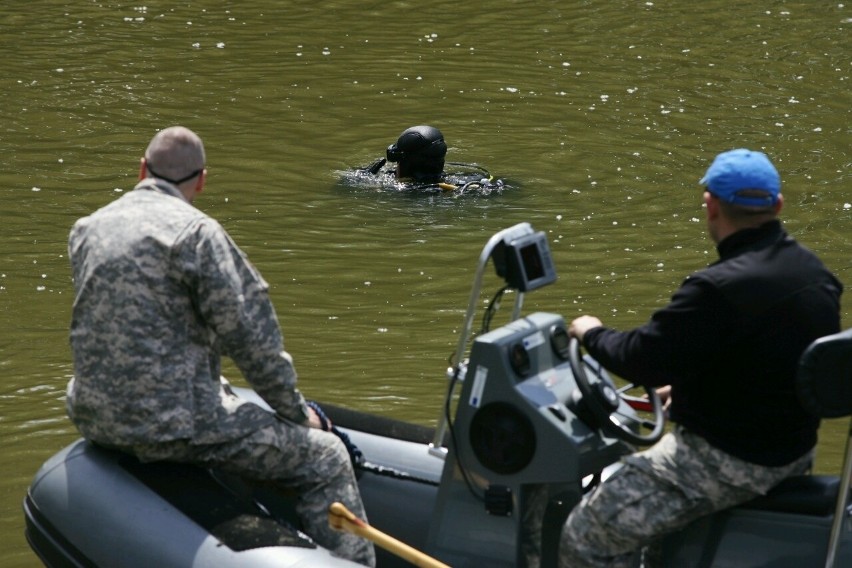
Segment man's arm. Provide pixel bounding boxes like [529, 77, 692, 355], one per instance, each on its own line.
[570, 276, 727, 387]
[187, 220, 311, 424]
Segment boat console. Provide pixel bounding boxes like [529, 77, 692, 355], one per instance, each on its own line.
[424, 223, 652, 567]
[427, 312, 635, 567]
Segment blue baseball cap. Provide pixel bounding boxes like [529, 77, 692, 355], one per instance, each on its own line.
[699, 149, 781, 207]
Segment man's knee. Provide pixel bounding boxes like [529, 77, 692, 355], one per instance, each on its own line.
[558, 531, 634, 568]
[312, 432, 354, 476]
[559, 516, 604, 568]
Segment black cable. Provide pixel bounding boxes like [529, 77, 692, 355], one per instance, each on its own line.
[444, 358, 485, 503]
[480, 285, 509, 335]
[445, 162, 492, 179]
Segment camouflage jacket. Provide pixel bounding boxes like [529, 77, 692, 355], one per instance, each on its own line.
[67, 179, 309, 446]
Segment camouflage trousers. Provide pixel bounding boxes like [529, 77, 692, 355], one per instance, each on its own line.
[559, 425, 813, 568]
[125, 420, 376, 567]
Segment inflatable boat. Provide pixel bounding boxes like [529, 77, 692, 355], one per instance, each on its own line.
[24, 223, 852, 567]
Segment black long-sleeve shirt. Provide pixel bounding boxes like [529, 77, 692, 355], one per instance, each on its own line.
[584, 220, 842, 466]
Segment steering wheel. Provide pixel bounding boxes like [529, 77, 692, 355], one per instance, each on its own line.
[569, 337, 665, 446]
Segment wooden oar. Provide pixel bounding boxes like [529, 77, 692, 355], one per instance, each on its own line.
[328, 502, 451, 568]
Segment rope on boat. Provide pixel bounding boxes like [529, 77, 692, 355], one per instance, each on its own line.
[357, 461, 438, 486]
[308, 402, 439, 486]
[307, 401, 364, 466]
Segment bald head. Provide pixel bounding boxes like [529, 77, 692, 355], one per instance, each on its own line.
[144, 126, 206, 186]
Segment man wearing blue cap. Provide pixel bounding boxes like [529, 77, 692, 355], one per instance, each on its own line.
[558, 149, 843, 567]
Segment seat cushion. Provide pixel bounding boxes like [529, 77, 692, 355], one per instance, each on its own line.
[740, 474, 839, 516]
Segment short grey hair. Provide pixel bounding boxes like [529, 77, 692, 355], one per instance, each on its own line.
[144, 126, 205, 184]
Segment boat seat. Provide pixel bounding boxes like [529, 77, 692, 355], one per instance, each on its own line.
[740, 474, 840, 517]
[790, 328, 852, 567]
[114, 450, 312, 552]
[722, 329, 852, 520]
[720, 329, 852, 568]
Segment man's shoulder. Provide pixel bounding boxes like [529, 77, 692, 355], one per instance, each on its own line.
[69, 191, 225, 261]
[88, 188, 212, 228]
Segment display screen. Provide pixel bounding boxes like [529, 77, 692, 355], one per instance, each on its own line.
[520, 242, 545, 280]
[492, 229, 557, 292]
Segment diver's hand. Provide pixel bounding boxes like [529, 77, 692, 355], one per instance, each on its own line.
[569, 315, 603, 341]
[364, 158, 386, 175]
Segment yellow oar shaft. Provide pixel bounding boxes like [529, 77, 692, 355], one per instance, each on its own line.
[328, 502, 451, 568]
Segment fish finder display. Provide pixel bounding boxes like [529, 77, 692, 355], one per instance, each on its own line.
[520, 242, 545, 280]
[494, 231, 557, 292]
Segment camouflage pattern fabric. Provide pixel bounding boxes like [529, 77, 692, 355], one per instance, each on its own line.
[67, 179, 309, 446]
[559, 426, 813, 568]
[66, 179, 375, 565]
[128, 419, 375, 567]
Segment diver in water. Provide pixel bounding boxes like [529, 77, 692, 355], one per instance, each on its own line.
[357, 125, 504, 195]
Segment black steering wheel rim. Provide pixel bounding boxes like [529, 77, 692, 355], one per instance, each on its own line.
[569, 336, 665, 446]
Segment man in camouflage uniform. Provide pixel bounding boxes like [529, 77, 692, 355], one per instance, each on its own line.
[560, 149, 842, 567]
[66, 126, 375, 567]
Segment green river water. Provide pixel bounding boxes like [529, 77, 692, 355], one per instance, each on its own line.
[0, 2, 849, 565]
